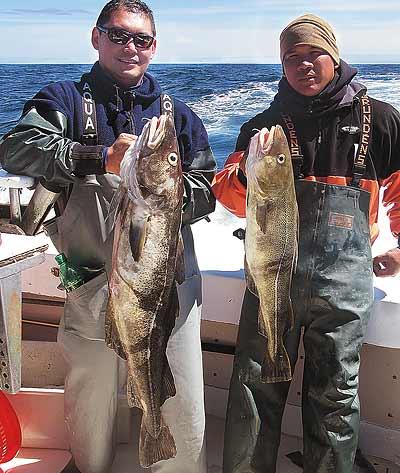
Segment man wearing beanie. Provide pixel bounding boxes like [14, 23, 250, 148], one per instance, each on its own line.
[213, 13, 400, 473]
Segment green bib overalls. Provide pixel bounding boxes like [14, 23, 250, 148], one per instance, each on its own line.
[223, 100, 374, 473]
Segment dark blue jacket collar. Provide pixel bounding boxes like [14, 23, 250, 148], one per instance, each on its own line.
[89, 61, 162, 108]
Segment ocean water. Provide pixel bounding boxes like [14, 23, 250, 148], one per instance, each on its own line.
[1, 63, 400, 168]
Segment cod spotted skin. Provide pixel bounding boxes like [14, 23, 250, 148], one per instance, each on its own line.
[105, 115, 184, 467]
[245, 125, 298, 383]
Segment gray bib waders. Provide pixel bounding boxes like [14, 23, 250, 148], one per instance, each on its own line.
[223, 100, 374, 473]
[47, 92, 207, 473]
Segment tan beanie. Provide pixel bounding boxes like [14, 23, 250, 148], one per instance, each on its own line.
[280, 14, 339, 65]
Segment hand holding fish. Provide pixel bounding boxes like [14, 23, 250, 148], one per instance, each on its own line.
[373, 247, 400, 277]
[105, 132, 137, 175]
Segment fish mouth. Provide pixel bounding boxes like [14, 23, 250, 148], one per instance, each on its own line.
[260, 125, 286, 155]
[261, 125, 275, 154]
[141, 115, 168, 151]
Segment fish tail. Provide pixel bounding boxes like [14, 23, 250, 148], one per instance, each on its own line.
[261, 343, 292, 384]
[139, 417, 177, 468]
[126, 375, 142, 409]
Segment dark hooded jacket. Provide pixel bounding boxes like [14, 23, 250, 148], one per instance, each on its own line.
[212, 60, 400, 240]
[0, 62, 216, 226]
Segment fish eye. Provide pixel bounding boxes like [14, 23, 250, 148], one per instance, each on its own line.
[277, 154, 286, 164]
[167, 152, 178, 166]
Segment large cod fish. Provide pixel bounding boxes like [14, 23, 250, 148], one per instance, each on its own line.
[245, 125, 298, 383]
[105, 114, 183, 467]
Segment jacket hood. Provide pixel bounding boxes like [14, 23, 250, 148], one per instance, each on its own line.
[89, 61, 162, 108]
[271, 59, 367, 118]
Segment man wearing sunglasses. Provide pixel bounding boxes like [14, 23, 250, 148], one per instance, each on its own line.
[0, 1, 216, 473]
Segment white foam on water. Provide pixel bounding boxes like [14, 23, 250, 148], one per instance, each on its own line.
[187, 75, 400, 137]
[187, 81, 278, 134]
[358, 78, 400, 111]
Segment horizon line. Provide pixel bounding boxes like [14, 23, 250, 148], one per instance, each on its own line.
[1, 61, 400, 65]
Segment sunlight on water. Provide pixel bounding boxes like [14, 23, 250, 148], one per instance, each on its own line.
[358, 78, 400, 111]
[1, 64, 400, 162]
[187, 81, 278, 134]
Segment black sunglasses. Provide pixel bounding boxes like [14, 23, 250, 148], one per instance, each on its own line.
[97, 25, 154, 49]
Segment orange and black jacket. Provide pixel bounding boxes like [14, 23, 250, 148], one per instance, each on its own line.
[212, 60, 400, 243]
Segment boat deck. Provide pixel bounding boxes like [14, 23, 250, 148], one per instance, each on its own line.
[0, 186, 399, 472]
[2, 416, 399, 473]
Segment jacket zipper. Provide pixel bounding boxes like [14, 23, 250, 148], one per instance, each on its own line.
[128, 92, 135, 134]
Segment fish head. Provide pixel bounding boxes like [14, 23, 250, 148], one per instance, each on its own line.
[136, 114, 183, 202]
[246, 125, 293, 194]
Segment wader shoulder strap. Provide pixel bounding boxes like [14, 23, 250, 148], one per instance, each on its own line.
[160, 93, 174, 117]
[281, 113, 304, 179]
[52, 79, 98, 223]
[80, 79, 98, 146]
[282, 97, 373, 187]
[351, 95, 372, 187]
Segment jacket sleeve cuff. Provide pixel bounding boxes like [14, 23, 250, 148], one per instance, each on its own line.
[70, 144, 107, 176]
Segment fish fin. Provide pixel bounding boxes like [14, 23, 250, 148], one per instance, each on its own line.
[126, 375, 143, 409]
[105, 323, 127, 360]
[129, 215, 150, 262]
[167, 279, 180, 324]
[258, 303, 293, 383]
[105, 298, 127, 360]
[139, 418, 177, 468]
[105, 184, 125, 236]
[175, 235, 185, 285]
[159, 288, 178, 405]
[261, 342, 292, 383]
[257, 305, 267, 338]
[256, 204, 268, 234]
[161, 363, 176, 405]
[244, 257, 258, 297]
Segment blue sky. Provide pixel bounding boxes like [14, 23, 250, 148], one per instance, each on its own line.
[1, 0, 399, 63]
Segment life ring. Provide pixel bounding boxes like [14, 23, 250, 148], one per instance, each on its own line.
[0, 391, 22, 464]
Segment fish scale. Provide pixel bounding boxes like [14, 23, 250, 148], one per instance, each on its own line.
[105, 114, 183, 467]
[245, 125, 298, 383]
